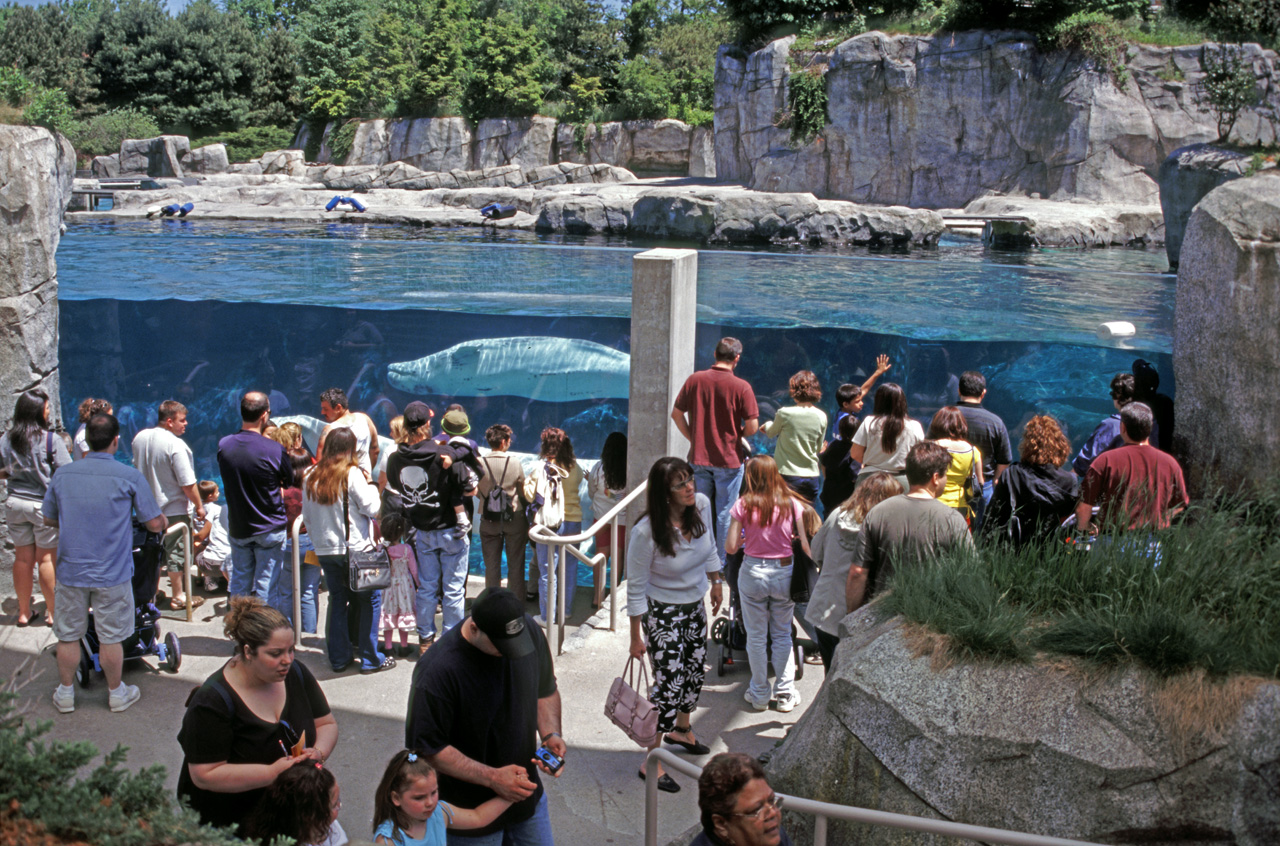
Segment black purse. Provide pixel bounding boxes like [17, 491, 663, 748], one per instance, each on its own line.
[789, 501, 818, 604]
[344, 490, 391, 593]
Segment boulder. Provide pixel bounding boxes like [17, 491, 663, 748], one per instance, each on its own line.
[716, 33, 1280, 208]
[91, 154, 120, 179]
[626, 119, 693, 174]
[347, 119, 391, 166]
[119, 135, 190, 177]
[389, 117, 472, 173]
[689, 126, 715, 178]
[1174, 172, 1280, 496]
[181, 143, 229, 174]
[473, 117, 557, 170]
[259, 149, 305, 176]
[556, 123, 586, 164]
[768, 607, 1280, 845]
[586, 122, 632, 170]
[965, 195, 1166, 248]
[226, 162, 264, 176]
[1158, 144, 1257, 269]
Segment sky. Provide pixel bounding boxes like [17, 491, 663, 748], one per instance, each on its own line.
[9, 0, 192, 12]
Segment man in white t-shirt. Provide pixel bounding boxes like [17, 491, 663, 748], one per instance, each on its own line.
[132, 400, 206, 609]
[316, 387, 379, 477]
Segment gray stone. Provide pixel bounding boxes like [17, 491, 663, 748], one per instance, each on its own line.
[689, 126, 715, 178]
[347, 119, 390, 166]
[388, 117, 472, 172]
[966, 195, 1166, 248]
[587, 122, 632, 170]
[259, 149, 305, 176]
[555, 123, 586, 164]
[473, 116, 557, 170]
[91, 154, 120, 179]
[180, 143, 229, 174]
[1174, 172, 1280, 496]
[716, 33, 1280, 208]
[1158, 144, 1259, 268]
[119, 135, 190, 177]
[226, 161, 264, 176]
[626, 119, 693, 174]
[768, 607, 1280, 845]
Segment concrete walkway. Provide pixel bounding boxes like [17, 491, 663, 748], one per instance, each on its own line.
[0, 580, 823, 845]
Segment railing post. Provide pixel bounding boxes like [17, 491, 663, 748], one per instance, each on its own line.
[544, 539, 555, 648]
[182, 523, 193, 623]
[814, 814, 828, 846]
[608, 515, 619, 632]
[644, 752, 660, 846]
[555, 544, 566, 655]
[291, 517, 302, 645]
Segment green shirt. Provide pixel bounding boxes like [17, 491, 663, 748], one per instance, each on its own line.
[762, 405, 828, 477]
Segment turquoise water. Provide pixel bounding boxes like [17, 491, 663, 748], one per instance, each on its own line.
[55, 218, 1176, 580]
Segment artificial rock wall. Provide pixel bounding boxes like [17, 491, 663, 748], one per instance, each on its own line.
[0, 124, 75, 566]
[714, 31, 1280, 209]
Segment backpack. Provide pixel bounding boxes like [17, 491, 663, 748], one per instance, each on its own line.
[525, 461, 567, 531]
[482, 456, 514, 520]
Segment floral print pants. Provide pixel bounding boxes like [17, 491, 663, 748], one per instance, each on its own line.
[644, 598, 708, 733]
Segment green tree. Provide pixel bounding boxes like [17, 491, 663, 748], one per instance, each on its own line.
[295, 0, 372, 118]
[723, 0, 852, 42]
[613, 55, 672, 119]
[0, 4, 98, 108]
[23, 86, 76, 132]
[461, 10, 550, 121]
[250, 23, 303, 125]
[1200, 44, 1262, 141]
[65, 106, 161, 156]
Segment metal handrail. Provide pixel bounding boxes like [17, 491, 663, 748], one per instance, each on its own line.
[528, 480, 648, 651]
[643, 749, 1107, 846]
[290, 516, 303, 645]
[163, 522, 194, 623]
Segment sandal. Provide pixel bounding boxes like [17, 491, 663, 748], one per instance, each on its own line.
[170, 595, 206, 610]
[638, 769, 680, 793]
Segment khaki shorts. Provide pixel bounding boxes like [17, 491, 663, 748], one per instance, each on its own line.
[4, 496, 58, 548]
[53, 581, 134, 644]
[162, 514, 192, 573]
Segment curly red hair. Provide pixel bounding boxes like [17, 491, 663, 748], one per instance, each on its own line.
[1020, 415, 1070, 466]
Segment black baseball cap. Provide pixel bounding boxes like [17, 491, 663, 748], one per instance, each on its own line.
[403, 401, 434, 429]
[471, 587, 534, 658]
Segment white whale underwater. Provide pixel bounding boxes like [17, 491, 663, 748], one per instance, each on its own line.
[387, 336, 631, 402]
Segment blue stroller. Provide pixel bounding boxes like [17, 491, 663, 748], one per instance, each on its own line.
[76, 526, 181, 687]
[711, 551, 804, 680]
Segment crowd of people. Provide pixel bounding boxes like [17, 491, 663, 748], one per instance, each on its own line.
[0, 336, 1188, 846]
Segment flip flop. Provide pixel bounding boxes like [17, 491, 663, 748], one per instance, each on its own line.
[664, 733, 711, 755]
[16, 616, 30, 628]
[637, 769, 681, 793]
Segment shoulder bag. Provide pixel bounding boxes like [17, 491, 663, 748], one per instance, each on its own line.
[789, 499, 818, 604]
[345, 489, 391, 593]
[604, 656, 659, 747]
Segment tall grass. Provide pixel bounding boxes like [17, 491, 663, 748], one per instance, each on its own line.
[881, 484, 1280, 679]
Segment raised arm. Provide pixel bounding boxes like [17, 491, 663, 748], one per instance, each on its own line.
[858, 355, 891, 397]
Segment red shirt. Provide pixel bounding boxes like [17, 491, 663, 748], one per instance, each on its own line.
[674, 367, 759, 469]
[1081, 444, 1189, 531]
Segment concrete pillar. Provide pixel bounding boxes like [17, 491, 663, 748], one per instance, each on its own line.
[627, 248, 698, 519]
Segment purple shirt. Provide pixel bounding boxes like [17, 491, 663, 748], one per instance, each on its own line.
[216, 431, 292, 539]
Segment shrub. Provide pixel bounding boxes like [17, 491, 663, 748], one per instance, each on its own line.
[327, 119, 359, 165]
[0, 66, 34, 108]
[563, 75, 606, 125]
[191, 125, 296, 164]
[724, 0, 851, 43]
[65, 108, 161, 158]
[1200, 44, 1262, 142]
[781, 64, 827, 145]
[23, 87, 74, 133]
[1207, 0, 1280, 46]
[1047, 11, 1131, 87]
[614, 57, 672, 121]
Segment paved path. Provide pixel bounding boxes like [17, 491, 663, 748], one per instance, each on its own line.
[0, 579, 823, 845]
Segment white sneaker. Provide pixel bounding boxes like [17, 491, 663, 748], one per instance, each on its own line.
[532, 615, 547, 627]
[744, 691, 768, 712]
[52, 686, 75, 714]
[109, 684, 141, 713]
[775, 692, 801, 713]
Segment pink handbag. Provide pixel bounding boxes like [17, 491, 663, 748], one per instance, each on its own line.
[604, 657, 659, 747]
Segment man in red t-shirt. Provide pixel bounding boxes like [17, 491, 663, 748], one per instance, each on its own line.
[671, 337, 760, 563]
[1076, 402, 1189, 537]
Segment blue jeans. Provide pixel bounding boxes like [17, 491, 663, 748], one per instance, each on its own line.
[693, 464, 743, 566]
[1092, 533, 1164, 567]
[229, 528, 286, 600]
[971, 479, 995, 533]
[413, 528, 470, 640]
[447, 792, 554, 846]
[782, 474, 821, 514]
[738, 554, 796, 706]
[270, 535, 321, 634]
[537, 521, 580, 621]
[318, 554, 384, 670]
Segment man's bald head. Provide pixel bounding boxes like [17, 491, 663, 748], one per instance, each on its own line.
[240, 391, 270, 423]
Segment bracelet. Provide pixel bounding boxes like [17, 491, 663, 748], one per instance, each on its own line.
[542, 731, 562, 742]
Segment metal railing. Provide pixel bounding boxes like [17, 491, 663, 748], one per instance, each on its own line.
[290, 516, 304, 644]
[164, 521, 194, 623]
[527, 480, 647, 653]
[643, 749, 1107, 846]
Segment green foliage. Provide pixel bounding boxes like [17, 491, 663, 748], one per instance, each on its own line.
[613, 56, 672, 120]
[0, 685, 249, 845]
[1201, 44, 1261, 141]
[564, 74, 606, 124]
[784, 64, 827, 145]
[793, 11, 868, 49]
[190, 125, 296, 163]
[882, 483, 1280, 679]
[24, 87, 75, 132]
[1206, 0, 1279, 46]
[0, 66, 35, 108]
[1047, 11, 1131, 88]
[328, 118, 359, 164]
[0, 3, 98, 107]
[65, 107, 161, 157]
[461, 11, 551, 122]
[723, 0, 852, 43]
[296, 0, 372, 119]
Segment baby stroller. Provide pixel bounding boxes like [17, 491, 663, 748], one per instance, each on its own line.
[76, 525, 181, 687]
[711, 551, 804, 680]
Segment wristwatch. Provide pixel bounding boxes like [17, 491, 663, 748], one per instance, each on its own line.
[709, 573, 724, 585]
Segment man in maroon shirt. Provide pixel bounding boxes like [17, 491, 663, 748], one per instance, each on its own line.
[671, 338, 760, 564]
[1076, 402, 1189, 554]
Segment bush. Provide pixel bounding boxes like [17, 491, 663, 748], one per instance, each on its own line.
[0, 66, 34, 108]
[613, 57, 672, 121]
[1207, 0, 1280, 46]
[783, 64, 828, 145]
[190, 125, 296, 164]
[65, 108, 161, 158]
[1048, 11, 1131, 87]
[23, 87, 74, 133]
[724, 0, 851, 43]
[1200, 44, 1262, 141]
[327, 119, 359, 165]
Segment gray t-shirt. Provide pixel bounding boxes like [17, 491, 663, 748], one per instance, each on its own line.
[853, 416, 925, 477]
[132, 426, 197, 517]
[0, 429, 72, 501]
[855, 494, 973, 598]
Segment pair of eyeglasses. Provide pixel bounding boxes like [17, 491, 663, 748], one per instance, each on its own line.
[669, 478, 695, 492]
[731, 793, 783, 821]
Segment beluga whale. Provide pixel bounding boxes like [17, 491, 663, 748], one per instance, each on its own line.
[387, 336, 631, 402]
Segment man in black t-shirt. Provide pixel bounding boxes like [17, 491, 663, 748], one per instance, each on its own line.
[956, 371, 1012, 533]
[406, 588, 565, 845]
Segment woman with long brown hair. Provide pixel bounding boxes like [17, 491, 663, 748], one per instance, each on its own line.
[529, 427, 583, 623]
[848, 383, 923, 492]
[724, 455, 810, 713]
[803, 472, 904, 672]
[301, 427, 391, 674]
